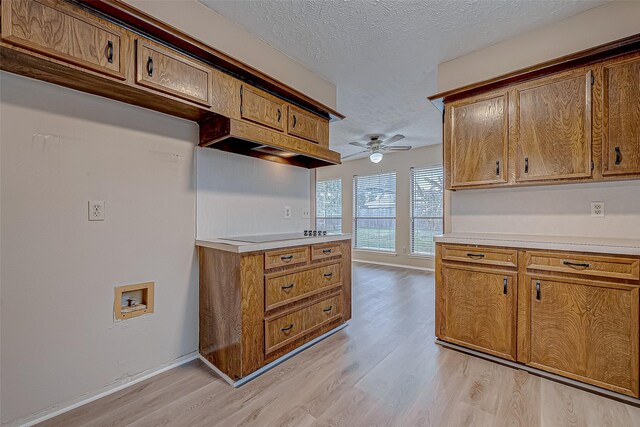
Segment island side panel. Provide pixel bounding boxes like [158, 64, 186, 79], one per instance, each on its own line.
[240, 253, 266, 376]
[341, 240, 353, 321]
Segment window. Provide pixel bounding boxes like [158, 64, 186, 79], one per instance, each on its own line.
[316, 178, 342, 234]
[410, 165, 444, 256]
[353, 172, 396, 252]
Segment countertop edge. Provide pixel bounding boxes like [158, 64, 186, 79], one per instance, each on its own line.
[196, 235, 352, 253]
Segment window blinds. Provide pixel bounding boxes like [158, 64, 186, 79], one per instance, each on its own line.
[410, 165, 444, 256]
[353, 172, 397, 252]
[316, 178, 342, 233]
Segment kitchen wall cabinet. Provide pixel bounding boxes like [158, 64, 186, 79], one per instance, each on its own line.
[513, 69, 593, 182]
[446, 91, 508, 188]
[240, 85, 287, 132]
[287, 105, 329, 146]
[602, 54, 640, 177]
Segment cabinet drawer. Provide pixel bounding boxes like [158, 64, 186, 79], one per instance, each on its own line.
[2, 0, 124, 79]
[265, 262, 341, 311]
[265, 292, 342, 354]
[526, 251, 640, 281]
[287, 105, 328, 145]
[241, 85, 286, 131]
[441, 245, 517, 268]
[264, 247, 308, 270]
[135, 40, 211, 106]
[311, 242, 342, 261]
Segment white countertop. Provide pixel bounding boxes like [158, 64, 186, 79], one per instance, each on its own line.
[197, 234, 352, 253]
[434, 232, 640, 256]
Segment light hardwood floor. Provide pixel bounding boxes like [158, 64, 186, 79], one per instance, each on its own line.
[42, 263, 640, 426]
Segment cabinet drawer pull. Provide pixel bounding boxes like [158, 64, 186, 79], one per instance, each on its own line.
[280, 255, 294, 261]
[106, 40, 113, 64]
[524, 157, 529, 174]
[615, 147, 622, 165]
[503, 277, 508, 295]
[322, 249, 333, 254]
[292, 114, 297, 128]
[536, 281, 541, 301]
[147, 56, 153, 77]
[323, 306, 333, 312]
[277, 108, 281, 122]
[496, 160, 500, 176]
[563, 260, 591, 269]
[281, 324, 294, 333]
[466, 253, 485, 259]
[323, 273, 333, 278]
[281, 284, 294, 290]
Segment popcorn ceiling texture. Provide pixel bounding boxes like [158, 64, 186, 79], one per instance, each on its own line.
[201, 0, 607, 160]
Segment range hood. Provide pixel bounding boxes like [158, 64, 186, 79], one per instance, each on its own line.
[198, 115, 342, 168]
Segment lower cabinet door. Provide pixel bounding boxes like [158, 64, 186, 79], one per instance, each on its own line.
[529, 278, 639, 397]
[442, 266, 517, 360]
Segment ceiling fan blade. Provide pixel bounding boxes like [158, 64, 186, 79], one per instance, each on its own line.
[342, 150, 368, 159]
[382, 134, 405, 145]
[349, 141, 369, 148]
[386, 146, 412, 151]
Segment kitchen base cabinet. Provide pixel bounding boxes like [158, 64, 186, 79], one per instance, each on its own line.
[435, 241, 640, 400]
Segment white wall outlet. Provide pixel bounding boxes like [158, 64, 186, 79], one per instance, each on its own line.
[591, 201, 605, 218]
[89, 201, 105, 221]
[284, 206, 292, 219]
[302, 208, 310, 219]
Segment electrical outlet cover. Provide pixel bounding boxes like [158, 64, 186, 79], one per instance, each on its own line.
[284, 206, 292, 219]
[590, 201, 604, 218]
[89, 200, 105, 221]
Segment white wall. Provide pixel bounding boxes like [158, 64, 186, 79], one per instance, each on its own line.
[196, 148, 311, 238]
[0, 73, 199, 425]
[316, 145, 443, 270]
[440, 1, 640, 240]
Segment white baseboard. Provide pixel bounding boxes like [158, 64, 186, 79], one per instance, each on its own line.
[14, 352, 199, 427]
[353, 258, 435, 272]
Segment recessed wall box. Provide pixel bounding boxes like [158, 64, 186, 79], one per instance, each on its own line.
[114, 282, 155, 320]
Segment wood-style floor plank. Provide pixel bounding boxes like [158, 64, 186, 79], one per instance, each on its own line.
[42, 263, 640, 426]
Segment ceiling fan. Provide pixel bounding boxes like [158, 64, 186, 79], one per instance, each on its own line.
[343, 134, 412, 163]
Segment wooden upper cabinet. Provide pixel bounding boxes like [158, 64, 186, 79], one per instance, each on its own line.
[441, 265, 517, 360]
[528, 277, 639, 397]
[287, 105, 329, 146]
[513, 69, 593, 182]
[447, 92, 508, 188]
[1, 0, 124, 79]
[602, 54, 640, 176]
[241, 85, 286, 132]
[135, 40, 211, 107]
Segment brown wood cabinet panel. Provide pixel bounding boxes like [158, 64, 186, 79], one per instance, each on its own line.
[441, 245, 517, 268]
[135, 39, 211, 106]
[264, 246, 308, 270]
[602, 54, 640, 176]
[311, 242, 343, 261]
[265, 262, 341, 311]
[526, 251, 640, 281]
[441, 265, 517, 360]
[448, 92, 508, 188]
[287, 105, 328, 145]
[528, 277, 639, 397]
[513, 69, 593, 182]
[241, 85, 286, 132]
[1, 0, 124, 79]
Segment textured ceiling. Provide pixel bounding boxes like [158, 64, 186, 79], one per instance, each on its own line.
[201, 0, 607, 160]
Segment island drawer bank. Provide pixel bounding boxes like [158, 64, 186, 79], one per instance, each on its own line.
[434, 233, 640, 400]
[197, 237, 351, 383]
[0, 0, 343, 167]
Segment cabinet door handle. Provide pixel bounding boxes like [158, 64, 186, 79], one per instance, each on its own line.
[106, 40, 113, 64]
[277, 108, 281, 122]
[615, 147, 622, 165]
[147, 56, 153, 77]
[323, 306, 333, 312]
[322, 249, 332, 254]
[503, 277, 508, 295]
[496, 160, 500, 176]
[280, 255, 294, 261]
[281, 284, 294, 290]
[323, 272, 333, 278]
[536, 281, 541, 301]
[466, 253, 485, 259]
[292, 114, 297, 128]
[563, 260, 591, 269]
[524, 157, 529, 174]
[281, 324, 294, 333]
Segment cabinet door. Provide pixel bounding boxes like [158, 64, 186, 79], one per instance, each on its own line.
[447, 92, 508, 188]
[287, 105, 329, 145]
[441, 266, 516, 360]
[514, 69, 593, 182]
[602, 54, 640, 176]
[240, 85, 286, 132]
[529, 278, 639, 397]
[1, 0, 124, 79]
[136, 40, 211, 106]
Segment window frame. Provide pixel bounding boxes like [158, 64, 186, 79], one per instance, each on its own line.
[410, 164, 444, 257]
[315, 178, 342, 234]
[352, 171, 397, 253]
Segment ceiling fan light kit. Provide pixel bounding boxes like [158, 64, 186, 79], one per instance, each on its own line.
[344, 134, 412, 162]
[369, 152, 383, 163]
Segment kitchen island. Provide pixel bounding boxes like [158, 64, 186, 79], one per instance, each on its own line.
[197, 234, 352, 385]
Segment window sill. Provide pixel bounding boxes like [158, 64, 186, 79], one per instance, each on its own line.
[408, 254, 435, 260]
[353, 249, 397, 257]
